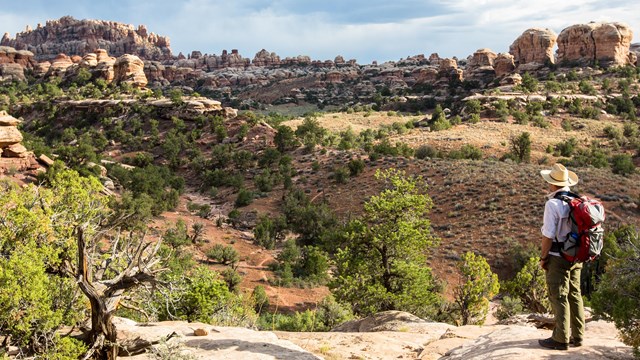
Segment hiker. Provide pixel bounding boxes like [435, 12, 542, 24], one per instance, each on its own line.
[538, 163, 585, 350]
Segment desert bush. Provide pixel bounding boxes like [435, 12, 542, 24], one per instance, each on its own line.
[253, 215, 287, 249]
[554, 137, 578, 157]
[448, 144, 483, 160]
[519, 72, 539, 93]
[561, 119, 573, 131]
[255, 169, 276, 193]
[496, 296, 525, 320]
[503, 257, 550, 313]
[468, 113, 481, 124]
[511, 110, 529, 125]
[206, 244, 239, 266]
[610, 154, 636, 175]
[163, 220, 191, 249]
[451, 252, 500, 325]
[235, 188, 254, 207]
[508, 132, 532, 163]
[604, 125, 624, 141]
[569, 143, 609, 168]
[465, 99, 482, 115]
[333, 166, 351, 184]
[348, 158, 366, 176]
[252, 285, 270, 313]
[624, 123, 639, 138]
[578, 80, 597, 95]
[591, 226, 640, 355]
[415, 145, 440, 159]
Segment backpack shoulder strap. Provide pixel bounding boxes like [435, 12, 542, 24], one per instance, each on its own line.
[554, 191, 581, 202]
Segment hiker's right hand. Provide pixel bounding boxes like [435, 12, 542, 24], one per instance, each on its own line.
[540, 259, 549, 271]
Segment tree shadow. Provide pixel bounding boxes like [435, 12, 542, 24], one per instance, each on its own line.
[185, 338, 321, 360]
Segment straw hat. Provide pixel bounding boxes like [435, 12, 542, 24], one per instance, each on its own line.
[540, 163, 579, 187]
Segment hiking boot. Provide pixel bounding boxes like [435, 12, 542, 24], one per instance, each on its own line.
[538, 337, 569, 350]
[570, 337, 583, 347]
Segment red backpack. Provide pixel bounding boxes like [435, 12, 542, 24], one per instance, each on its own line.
[554, 191, 606, 263]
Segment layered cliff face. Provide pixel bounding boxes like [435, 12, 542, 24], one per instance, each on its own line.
[1, 16, 172, 61]
[557, 22, 633, 67]
[0, 46, 36, 82]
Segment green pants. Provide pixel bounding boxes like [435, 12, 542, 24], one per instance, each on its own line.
[546, 256, 585, 343]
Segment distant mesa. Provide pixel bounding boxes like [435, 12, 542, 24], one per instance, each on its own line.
[0, 16, 172, 61]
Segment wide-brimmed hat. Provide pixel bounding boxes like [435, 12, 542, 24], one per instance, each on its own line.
[540, 163, 579, 187]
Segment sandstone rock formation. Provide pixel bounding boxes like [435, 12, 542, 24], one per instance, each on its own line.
[1, 16, 172, 61]
[0, 111, 23, 148]
[252, 49, 281, 67]
[509, 28, 557, 66]
[465, 48, 497, 84]
[557, 22, 634, 67]
[113, 54, 147, 88]
[494, 53, 516, 77]
[0, 111, 35, 170]
[0, 46, 35, 82]
[112, 317, 322, 360]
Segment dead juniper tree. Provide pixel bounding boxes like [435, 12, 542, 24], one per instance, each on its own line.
[74, 226, 166, 360]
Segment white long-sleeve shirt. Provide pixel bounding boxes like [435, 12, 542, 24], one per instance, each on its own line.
[541, 187, 573, 257]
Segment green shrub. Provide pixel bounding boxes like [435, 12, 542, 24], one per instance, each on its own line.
[163, 220, 191, 249]
[448, 144, 483, 160]
[253, 215, 287, 249]
[610, 154, 636, 175]
[465, 99, 482, 115]
[604, 125, 624, 140]
[206, 244, 240, 266]
[578, 80, 596, 95]
[468, 113, 481, 124]
[415, 145, 440, 159]
[561, 119, 573, 131]
[509, 132, 531, 163]
[347, 158, 366, 176]
[451, 252, 500, 325]
[496, 296, 524, 320]
[554, 137, 578, 157]
[503, 257, 550, 313]
[252, 285, 270, 313]
[591, 226, 640, 355]
[235, 188, 254, 207]
[333, 166, 350, 184]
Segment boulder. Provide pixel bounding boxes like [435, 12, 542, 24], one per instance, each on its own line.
[0, 111, 20, 126]
[557, 22, 633, 67]
[332, 311, 453, 334]
[2, 143, 28, 158]
[494, 53, 515, 77]
[509, 28, 557, 66]
[113, 54, 147, 88]
[467, 48, 496, 68]
[0, 126, 22, 147]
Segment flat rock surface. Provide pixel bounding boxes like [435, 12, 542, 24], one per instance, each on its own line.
[115, 318, 321, 360]
[442, 321, 633, 360]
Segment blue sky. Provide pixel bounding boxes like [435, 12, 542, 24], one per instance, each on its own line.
[1, 0, 638, 63]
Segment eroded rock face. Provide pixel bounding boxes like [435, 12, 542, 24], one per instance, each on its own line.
[0, 16, 172, 61]
[494, 53, 515, 77]
[0, 111, 23, 149]
[465, 49, 497, 84]
[557, 22, 633, 67]
[509, 28, 557, 66]
[113, 54, 147, 88]
[0, 46, 36, 81]
[252, 49, 281, 67]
